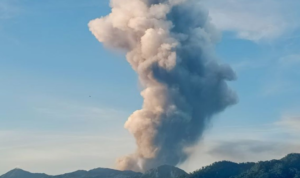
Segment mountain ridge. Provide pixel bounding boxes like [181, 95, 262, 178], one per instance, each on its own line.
[2, 153, 300, 178]
[0, 167, 143, 178]
[187, 153, 300, 178]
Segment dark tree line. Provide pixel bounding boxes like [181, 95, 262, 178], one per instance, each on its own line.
[180, 154, 300, 178]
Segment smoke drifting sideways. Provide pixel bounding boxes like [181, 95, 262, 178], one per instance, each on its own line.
[89, 0, 237, 172]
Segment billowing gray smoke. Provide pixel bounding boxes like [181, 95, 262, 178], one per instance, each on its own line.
[89, 0, 237, 172]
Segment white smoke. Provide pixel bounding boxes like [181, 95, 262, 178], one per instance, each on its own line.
[89, 0, 237, 172]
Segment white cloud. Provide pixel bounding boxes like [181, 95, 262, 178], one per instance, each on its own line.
[203, 0, 300, 41]
[276, 114, 300, 131]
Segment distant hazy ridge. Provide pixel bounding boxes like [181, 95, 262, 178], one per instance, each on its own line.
[2, 154, 300, 178]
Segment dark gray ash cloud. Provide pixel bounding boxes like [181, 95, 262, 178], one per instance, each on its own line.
[89, 0, 237, 172]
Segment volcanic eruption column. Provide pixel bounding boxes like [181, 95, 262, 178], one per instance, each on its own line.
[89, 0, 237, 172]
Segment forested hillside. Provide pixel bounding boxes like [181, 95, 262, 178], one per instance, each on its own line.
[185, 154, 300, 178]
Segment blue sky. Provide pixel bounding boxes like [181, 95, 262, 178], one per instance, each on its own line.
[0, 0, 300, 175]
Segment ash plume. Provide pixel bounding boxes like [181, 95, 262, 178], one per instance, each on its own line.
[89, 0, 237, 172]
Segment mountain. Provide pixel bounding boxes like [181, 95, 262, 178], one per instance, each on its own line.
[0, 168, 142, 178]
[235, 154, 300, 178]
[54, 168, 141, 178]
[0, 166, 185, 178]
[0, 169, 49, 178]
[186, 161, 254, 178]
[141, 165, 188, 178]
[2, 154, 300, 178]
[186, 153, 300, 178]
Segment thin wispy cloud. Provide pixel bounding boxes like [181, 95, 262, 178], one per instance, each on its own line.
[279, 54, 300, 67]
[180, 120, 300, 172]
[26, 96, 131, 123]
[33, 101, 127, 122]
[180, 138, 300, 172]
[0, 130, 134, 175]
[262, 79, 295, 97]
[260, 52, 300, 97]
[207, 140, 300, 162]
[204, 0, 300, 41]
[276, 114, 300, 132]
